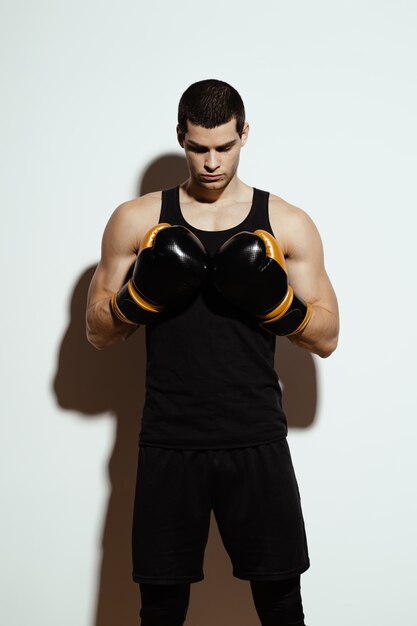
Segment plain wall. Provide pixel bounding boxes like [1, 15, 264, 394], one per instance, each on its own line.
[1, 1, 416, 625]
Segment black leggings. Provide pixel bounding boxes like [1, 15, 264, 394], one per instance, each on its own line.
[139, 575, 305, 626]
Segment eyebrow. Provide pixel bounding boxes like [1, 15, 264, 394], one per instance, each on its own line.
[185, 139, 238, 149]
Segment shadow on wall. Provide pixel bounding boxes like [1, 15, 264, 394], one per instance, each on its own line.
[52, 154, 317, 626]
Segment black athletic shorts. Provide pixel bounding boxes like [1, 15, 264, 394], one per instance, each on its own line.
[131, 438, 310, 584]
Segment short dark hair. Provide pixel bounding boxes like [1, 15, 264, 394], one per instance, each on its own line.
[178, 79, 246, 137]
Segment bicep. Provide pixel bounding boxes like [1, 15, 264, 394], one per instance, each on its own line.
[86, 203, 139, 309]
[285, 212, 338, 316]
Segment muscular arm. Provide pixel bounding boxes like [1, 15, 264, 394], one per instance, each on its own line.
[86, 199, 151, 349]
[272, 205, 339, 358]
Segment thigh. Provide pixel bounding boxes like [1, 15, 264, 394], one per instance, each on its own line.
[212, 438, 310, 581]
[132, 445, 212, 584]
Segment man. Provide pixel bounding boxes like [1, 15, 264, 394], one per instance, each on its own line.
[86, 79, 339, 626]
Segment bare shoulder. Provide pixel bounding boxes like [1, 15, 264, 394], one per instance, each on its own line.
[104, 190, 163, 254]
[87, 190, 165, 306]
[268, 192, 323, 258]
[112, 190, 163, 228]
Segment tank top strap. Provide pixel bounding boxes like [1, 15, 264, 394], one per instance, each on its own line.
[159, 187, 180, 224]
[247, 188, 273, 234]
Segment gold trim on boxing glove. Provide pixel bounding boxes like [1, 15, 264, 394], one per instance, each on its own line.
[254, 229, 287, 273]
[110, 293, 140, 326]
[256, 286, 294, 321]
[127, 279, 164, 313]
[139, 223, 172, 254]
[286, 302, 313, 336]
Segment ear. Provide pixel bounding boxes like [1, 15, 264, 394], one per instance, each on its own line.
[241, 122, 249, 146]
[176, 124, 185, 148]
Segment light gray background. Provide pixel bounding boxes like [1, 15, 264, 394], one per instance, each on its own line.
[1, 1, 416, 625]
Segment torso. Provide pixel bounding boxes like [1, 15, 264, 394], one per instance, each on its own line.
[138, 182, 289, 449]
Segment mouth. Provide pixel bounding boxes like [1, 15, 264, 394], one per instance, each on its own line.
[201, 174, 223, 181]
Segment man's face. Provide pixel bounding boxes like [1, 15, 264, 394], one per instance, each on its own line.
[177, 118, 249, 191]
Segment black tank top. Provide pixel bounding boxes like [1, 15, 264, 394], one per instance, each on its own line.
[138, 185, 288, 449]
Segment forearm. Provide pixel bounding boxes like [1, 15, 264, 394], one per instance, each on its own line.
[287, 303, 339, 358]
[86, 297, 139, 349]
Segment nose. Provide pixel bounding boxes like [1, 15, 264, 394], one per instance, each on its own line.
[204, 150, 220, 172]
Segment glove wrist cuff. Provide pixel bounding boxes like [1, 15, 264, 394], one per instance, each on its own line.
[259, 291, 312, 336]
[110, 281, 163, 325]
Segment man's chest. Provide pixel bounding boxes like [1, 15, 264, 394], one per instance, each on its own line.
[179, 200, 253, 232]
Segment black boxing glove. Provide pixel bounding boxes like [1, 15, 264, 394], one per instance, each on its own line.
[211, 229, 312, 336]
[111, 223, 210, 325]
